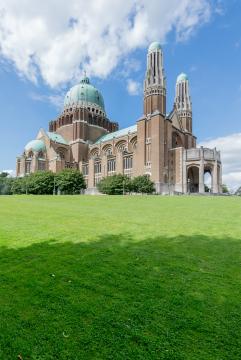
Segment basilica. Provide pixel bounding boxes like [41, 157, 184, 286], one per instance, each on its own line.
[16, 42, 222, 194]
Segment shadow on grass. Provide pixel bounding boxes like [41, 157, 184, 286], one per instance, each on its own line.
[0, 234, 241, 360]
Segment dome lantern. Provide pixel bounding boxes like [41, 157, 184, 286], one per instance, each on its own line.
[177, 73, 188, 83]
[148, 41, 162, 52]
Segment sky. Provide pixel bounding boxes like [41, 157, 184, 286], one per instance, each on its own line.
[0, 0, 241, 189]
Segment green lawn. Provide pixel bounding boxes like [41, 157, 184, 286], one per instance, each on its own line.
[0, 195, 241, 359]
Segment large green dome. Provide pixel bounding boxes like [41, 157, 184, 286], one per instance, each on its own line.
[64, 77, 105, 111]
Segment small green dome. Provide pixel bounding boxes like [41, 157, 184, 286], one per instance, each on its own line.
[177, 73, 188, 82]
[64, 77, 105, 111]
[25, 139, 46, 153]
[148, 42, 162, 52]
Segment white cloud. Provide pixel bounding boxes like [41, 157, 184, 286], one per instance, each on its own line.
[29, 92, 65, 110]
[200, 133, 241, 191]
[127, 79, 142, 96]
[0, 0, 212, 88]
[1, 169, 15, 177]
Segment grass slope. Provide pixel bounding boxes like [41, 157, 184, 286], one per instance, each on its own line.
[0, 195, 241, 359]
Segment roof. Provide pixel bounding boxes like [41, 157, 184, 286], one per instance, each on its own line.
[47, 132, 68, 145]
[148, 42, 162, 52]
[25, 139, 46, 153]
[94, 125, 137, 144]
[64, 77, 105, 111]
[177, 73, 188, 82]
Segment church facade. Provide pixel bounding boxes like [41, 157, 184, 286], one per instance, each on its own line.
[16, 42, 222, 194]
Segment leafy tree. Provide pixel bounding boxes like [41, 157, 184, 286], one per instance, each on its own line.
[0, 176, 13, 195]
[10, 177, 26, 194]
[97, 174, 132, 195]
[222, 184, 229, 194]
[131, 175, 155, 194]
[0, 172, 9, 178]
[55, 169, 86, 194]
[26, 171, 55, 195]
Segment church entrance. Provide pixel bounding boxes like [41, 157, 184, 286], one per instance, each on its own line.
[204, 167, 212, 193]
[187, 166, 199, 193]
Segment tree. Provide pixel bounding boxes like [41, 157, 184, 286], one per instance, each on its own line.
[11, 177, 26, 194]
[222, 184, 229, 194]
[55, 169, 86, 194]
[131, 175, 155, 194]
[26, 171, 55, 195]
[0, 172, 9, 178]
[0, 176, 13, 195]
[97, 174, 132, 195]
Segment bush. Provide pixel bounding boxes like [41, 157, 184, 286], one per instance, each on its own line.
[10, 177, 26, 194]
[26, 171, 55, 195]
[55, 169, 86, 194]
[0, 176, 13, 195]
[97, 174, 132, 195]
[222, 184, 229, 194]
[131, 175, 155, 194]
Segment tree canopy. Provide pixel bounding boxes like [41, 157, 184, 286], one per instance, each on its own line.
[131, 175, 155, 194]
[55, 169, 86, 194]
[97, 174, 155, 195]
[97, 174, 132, 195]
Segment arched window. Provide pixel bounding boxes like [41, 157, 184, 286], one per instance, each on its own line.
[116, 140, 127, 153]
[90, 148, 100, 157]
[57, 148, 66, 160]
[38, 151, 44, 159]
[102, 144, 113, 156]
[107, 158, 116, 173]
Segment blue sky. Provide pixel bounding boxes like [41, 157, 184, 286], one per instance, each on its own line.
[0, 0, 241, 188]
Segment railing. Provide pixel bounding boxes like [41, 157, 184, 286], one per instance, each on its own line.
[186, 147, 220, 162]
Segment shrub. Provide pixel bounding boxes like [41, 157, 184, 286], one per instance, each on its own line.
[55, 169, 86, 194]
[222, 184, 229, 194]
[10, 177, 27, 194]
[25, 171, 55, 195]
[131, 175, 155, 194]
[0, 176, 13, 195]
[97, 174, 132, 195]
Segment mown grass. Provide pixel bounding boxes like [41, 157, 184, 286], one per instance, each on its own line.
[0, 195, 241, 359]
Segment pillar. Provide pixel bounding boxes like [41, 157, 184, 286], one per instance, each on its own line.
[212, 161, 218, 193]
[88, 158, 94, 188]
[198, 147, 204, 193]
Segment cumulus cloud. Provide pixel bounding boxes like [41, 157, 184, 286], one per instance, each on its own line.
[127, 79, 142, 96]
[200, 133, 241, 191]
[0, 0, 212, 88]
[29, 92, 65, 110]
[1, 169, 15, 177]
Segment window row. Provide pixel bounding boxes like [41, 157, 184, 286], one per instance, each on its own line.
[84, 156, 133, 176]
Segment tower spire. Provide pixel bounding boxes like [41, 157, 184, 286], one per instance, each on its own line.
[144, 42, 166, 115]
[174, 73, 192, 132]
